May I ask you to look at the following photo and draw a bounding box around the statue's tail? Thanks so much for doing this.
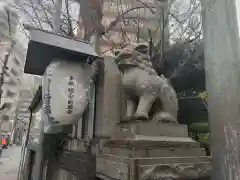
[152,76,178,123]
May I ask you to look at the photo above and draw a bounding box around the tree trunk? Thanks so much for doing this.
[204,0,240,179]
[155,0,169,50]
[79,0,104,41]
[53,0,62,33]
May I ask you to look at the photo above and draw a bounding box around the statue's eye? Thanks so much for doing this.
[120,53,132,59]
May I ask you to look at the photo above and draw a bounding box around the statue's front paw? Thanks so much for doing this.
[133,112,149,121]
[152,112,178,124]
[120,116,134,122]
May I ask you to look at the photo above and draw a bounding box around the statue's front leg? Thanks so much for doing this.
[121,96,136,122]
[152,111,178,124]
[134,93,156,120]
[126,99,136,117]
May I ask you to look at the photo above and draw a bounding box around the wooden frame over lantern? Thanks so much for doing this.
[24,27,101,76]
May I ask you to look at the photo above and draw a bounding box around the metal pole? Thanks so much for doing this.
[17,111,33,180]
[34,116,45,180]
[204,0,240,179]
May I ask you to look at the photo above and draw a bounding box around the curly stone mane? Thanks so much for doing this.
[114,43,157,75]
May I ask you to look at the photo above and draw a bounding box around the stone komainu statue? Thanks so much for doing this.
[115,43,178,124]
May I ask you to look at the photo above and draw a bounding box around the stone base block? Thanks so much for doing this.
[112,121,189,140]
[97,121,212,179]
[96,155,212,180]
[104,137,206,158]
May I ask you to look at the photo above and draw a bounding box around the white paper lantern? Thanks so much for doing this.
[42,60,93,126]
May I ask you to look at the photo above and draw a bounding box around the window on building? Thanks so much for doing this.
[4,66,10,77]
[6,80,17,86]
[123,19,131,25]
[6,90,15,97]
[109,0,116,6]
[2,115,9,121]
[4,103,12,109]
[13,57,21,66]
[10,68,18,76]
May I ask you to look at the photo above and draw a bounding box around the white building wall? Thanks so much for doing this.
[0,4,38,133]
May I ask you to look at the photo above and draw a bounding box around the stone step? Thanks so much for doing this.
[98,154,211,165]
[103,146,206,157]
[135,156,212,165]
[97,156,212,180]
[112,121,189,140]
[105,136,199,148]
[103,137,206,157]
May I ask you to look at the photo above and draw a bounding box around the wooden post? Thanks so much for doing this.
[204,0,240,179]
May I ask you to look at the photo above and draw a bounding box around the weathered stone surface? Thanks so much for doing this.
[103,135,206,158]
[96,155,211,180]
[98,119,211,179]
[115,43,178,123]
[139,162,212,180]
[135,156,211,165]
[102,146,205,158]
[106,137,198,147]
[95,57,123,137]
[96,158,128,180]
[204,0,240,179]
[57,151,96,179]
[112,121,189,140]
[94,44,212,180]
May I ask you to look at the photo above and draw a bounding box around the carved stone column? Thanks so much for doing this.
[204,0,240,179]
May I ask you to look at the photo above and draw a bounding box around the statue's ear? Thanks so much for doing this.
[114,50,121,56]
[135,44,148,54]
[115,53,133,65]
[113,50,121,64]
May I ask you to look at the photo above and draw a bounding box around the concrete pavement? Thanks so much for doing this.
[0,145,22,180]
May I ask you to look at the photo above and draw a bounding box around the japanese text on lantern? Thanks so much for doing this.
[67,76,75,114]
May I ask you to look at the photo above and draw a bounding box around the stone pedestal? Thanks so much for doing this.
[96,121,212,180]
